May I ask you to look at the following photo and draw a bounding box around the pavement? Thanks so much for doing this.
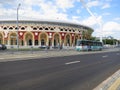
[0,48,119,62]
[0,48,120,90]
[94,69,120,90]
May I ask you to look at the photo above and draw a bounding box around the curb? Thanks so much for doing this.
[0,49,119,62]
[93,69,120,90]
[108,77,120,90]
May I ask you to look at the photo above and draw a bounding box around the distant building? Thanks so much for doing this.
[0,20,93,47]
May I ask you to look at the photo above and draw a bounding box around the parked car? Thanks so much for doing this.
[0,44,7,50]
[38,45,49,49]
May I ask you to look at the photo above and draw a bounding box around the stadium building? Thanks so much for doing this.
[0,20,93,48]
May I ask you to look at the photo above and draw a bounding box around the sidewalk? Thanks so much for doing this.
[0,48,119,62]
[0,50,92,62]
[94,69,120,90]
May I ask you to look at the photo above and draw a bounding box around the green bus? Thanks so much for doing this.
[76,40,103,51]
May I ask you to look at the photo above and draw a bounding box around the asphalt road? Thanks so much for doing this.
[0,51,120,90]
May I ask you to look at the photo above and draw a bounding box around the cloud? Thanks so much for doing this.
[114,18,120,21]
[93,21,120,38]
[0,0,16,4]
[102,12,111,16]
[76,9,81,14]
[0,0,69,21]
[87,1,100,8]
[82,16,97,26]
[101,3,110,9]
[105,0,112,2]
[81,15,102,27]
[103,21,120,32]
[0,0,119,39]
[56,0,75,11]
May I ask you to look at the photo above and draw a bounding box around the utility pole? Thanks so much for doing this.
[17,3,21,50]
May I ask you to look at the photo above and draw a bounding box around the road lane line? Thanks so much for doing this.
[102,55,108,58]
[65,61,80,65]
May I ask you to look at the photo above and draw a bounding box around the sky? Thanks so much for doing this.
[0,0,120,39]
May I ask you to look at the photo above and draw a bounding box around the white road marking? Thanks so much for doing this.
[102,55,108,58]
[65,61,80,65]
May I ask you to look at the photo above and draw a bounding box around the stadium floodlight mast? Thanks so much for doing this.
[16,3,21,50]
[80,0,103,43]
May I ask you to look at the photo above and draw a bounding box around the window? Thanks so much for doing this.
[51,28,54,30]
[41,39,45,46]
[0,40,2,44]
[65,29,67,31]
[21,40,24,46]
[60,29,63,31]
[15,27,18,30]
[28,39,32,45]
[21,27,25,30]
[39,28,43,30]
[3,27,7,30]
[33,27,37,30]
[9,27,13,30]
[35,40,38,45]
[45,28,48,30]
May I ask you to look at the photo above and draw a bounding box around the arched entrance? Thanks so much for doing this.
[25,32,33,46]
[75,35,78,46]
[10,33,17,45]
[53,33,60,47]
[40,33,47,46]
[65,34,71,46]
[0,33,3,44]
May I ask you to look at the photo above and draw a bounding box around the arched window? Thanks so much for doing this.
[35,40,38,45]
[51,28,54,30]
[60,29,63,31]
[15,27,18,30]
[0,34,3,44]
[21,27,25,30]
[0,40,2,44]
[33,27,37,30]
[25,33,33,46]
[67,39,70,46]
[9,27,13,30]
[39,28,43,30]
[45,28,48,30]
[29,39,32,45]
[3,27,7,30]
[54,39,57,46]
[66,35,70,46]
[75,36,78,45]
[21,40,24,46]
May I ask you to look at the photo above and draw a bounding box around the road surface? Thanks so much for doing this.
[0,51,120,90]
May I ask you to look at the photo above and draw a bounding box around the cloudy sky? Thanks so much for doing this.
[0,0,120,39]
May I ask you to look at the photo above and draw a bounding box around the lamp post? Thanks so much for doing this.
[17,3,21,50]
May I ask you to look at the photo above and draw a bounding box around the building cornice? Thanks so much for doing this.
[0,20,94,31]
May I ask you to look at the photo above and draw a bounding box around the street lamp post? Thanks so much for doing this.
[17,3,21,50]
